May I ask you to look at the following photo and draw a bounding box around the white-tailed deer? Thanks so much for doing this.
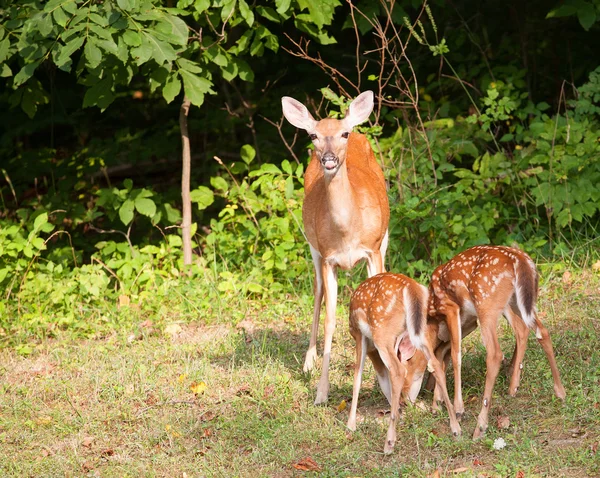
[281,91,390,404]
[347,273,461,454]
[405,245,566,439]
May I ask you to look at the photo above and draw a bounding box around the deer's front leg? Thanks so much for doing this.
[314,262,337,405]
[304,245,324,372]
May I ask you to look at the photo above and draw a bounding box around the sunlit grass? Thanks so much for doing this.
[0,268,598,477]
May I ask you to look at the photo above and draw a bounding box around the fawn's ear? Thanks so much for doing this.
[343,91,374,129]
[397,333,416,363]
[281,96,318,132]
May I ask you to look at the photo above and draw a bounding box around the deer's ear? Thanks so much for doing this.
[281,96,317,131]
[397,333,416,363]
[343,91,374,129]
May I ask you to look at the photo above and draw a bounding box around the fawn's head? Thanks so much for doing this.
[281,91,374,175]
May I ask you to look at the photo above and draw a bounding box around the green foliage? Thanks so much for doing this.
[382,67,600,277]
[0,0,342,115]
[1,1,600,347]
[204,154,308,295]
[547,0,600,31]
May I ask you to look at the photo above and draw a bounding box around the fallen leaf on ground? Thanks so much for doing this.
[236,384,251,396]
[82,437,95,448]
[590,441,598,454]
[82,460,95,471]
[40,447,54,457]
[202,428,213,438]
[428,470,441,478]
[118,294,130,308]
[473,458,484,466]
[292,457,321,472]
[337,400,347,412]
[497,415,510,429]
[515,471,525,478]
[100,448,114,457]
[592,260,600,271]
[190,381,207,395]
[177,374,187,384]
[562,270,572,284]
[451,467,469,474]
[140,319,153,328]
[164,323,183,336]
[35,416,53,425]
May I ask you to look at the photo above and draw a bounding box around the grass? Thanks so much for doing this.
[0,268,599,477]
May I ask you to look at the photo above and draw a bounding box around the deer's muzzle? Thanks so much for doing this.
[321,152,339,171]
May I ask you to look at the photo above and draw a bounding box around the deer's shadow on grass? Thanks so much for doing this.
[207,325,398,405]
[209,326,310,377]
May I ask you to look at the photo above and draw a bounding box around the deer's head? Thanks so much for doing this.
[281,91,374,175]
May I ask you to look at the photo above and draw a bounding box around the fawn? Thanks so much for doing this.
[347,272,461,454]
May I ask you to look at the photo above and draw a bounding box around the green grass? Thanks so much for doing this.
[0,269,599,477]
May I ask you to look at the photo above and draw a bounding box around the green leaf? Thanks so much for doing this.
[221,60,238,81]
[123,179,133,191]
[117,0,135,11]
[96,38,119,57]
[32,237,46,250]
[119,199,135,225]
[53,7,69,27]
[240,144,256,164]
[237,59,254,81]
[238,0,255,26]
[144,32,177,65]
[123,30,142,47]
[44,0,70,12]
[190,186,214,210]
[56,37,85,68]
[179,70,213,106]
[250,36,264,56]
[0,38,11,63]
[33,212,49,231]
[276,0,292,15]
[177,57,203,74]
[0,64,11,77]
[281,159,292,174]
[159,12,189,45]
[83,77,115,110]
[256,6,280,23]
[84,39,103,68]
[285,176,294,198]
[194,0,211,14]
[38,13,54,37]
[210,176,228,191]
[14,61,42,87]
[577,2,596,30]
[131,35,153,65]
[163,203,182,223]
[205,45,229,67]
[135,197,157,217]
[546,4,578,18]
[221,0,237,22]
[163,73,182,103]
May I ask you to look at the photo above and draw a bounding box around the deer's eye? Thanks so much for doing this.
[309,134,318,141]
[341,132,350,139]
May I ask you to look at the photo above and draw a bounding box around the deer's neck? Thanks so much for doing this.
[323,162,355,233]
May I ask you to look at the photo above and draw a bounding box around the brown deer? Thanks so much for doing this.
[347,273,461,454]
[405,245,566,439]
[281,92,390,404]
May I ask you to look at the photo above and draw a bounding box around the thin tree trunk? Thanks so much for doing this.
[180,95,193,266]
